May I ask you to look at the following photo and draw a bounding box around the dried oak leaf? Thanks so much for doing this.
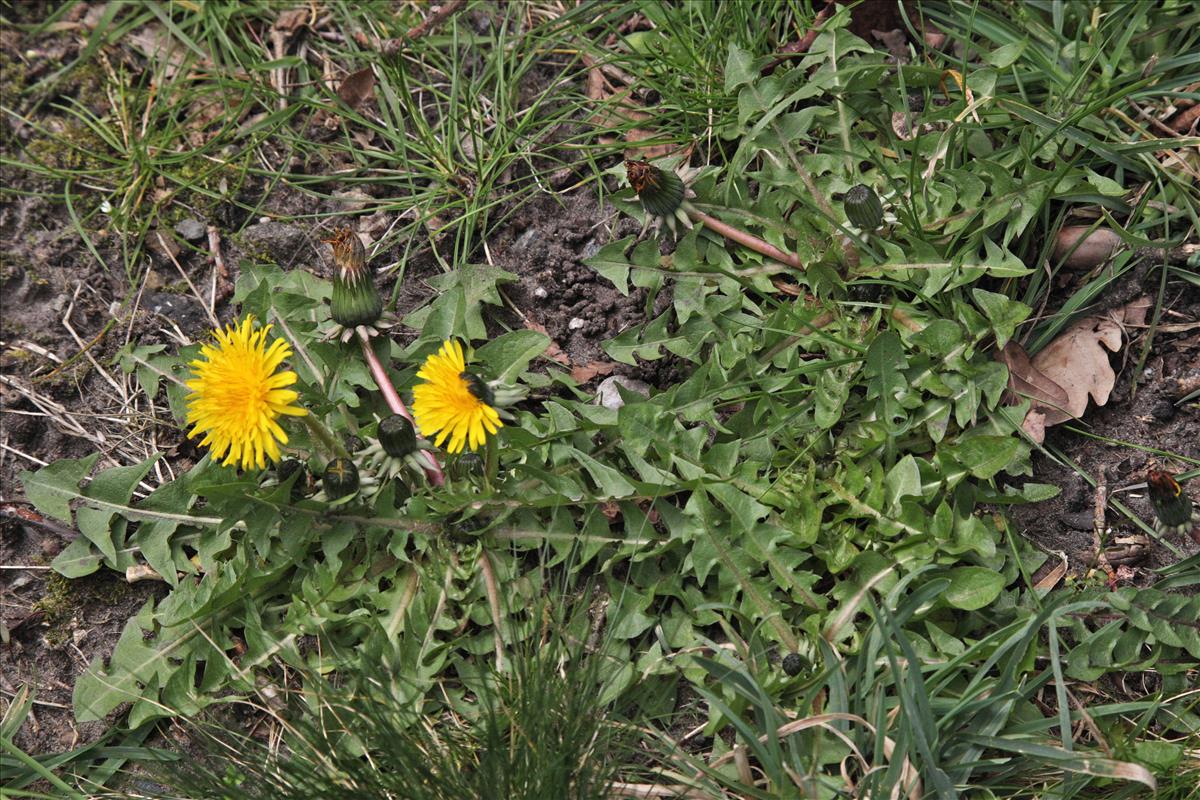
[1026,296,1150,429]
[996,340,1069,412]
[571,361,618,384]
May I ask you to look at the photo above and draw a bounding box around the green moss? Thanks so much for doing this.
[35,569,137,648]
[70,60,109,111]
[24,119,114,175]
[35,571,75,646]
[0,52,26,147]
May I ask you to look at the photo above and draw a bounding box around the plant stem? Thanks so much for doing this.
[301,414,350,460]
[485,435,499,488]
[357,330,445,486]
[688,208,804,270]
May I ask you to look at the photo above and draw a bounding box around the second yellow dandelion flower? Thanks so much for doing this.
[411,340,502,454]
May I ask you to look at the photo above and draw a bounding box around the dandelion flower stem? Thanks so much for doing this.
[687,209,804,270]
[484,435,499,488]
[356,329,445,486]
[302,414,350,460]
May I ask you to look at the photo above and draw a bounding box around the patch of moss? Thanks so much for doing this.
[35,569,137,648]
[70,59,109,111]
[24,118,115,175]
[0,51,27,147]
[164,155,249,223]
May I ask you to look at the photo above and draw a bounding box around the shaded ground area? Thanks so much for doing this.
[1008,273,1200,580]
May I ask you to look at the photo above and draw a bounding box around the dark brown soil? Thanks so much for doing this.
[1007,278,1200,579]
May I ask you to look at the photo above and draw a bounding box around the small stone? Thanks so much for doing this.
[241,221,306,265]
[174,218,207,241]
[533,286,549,300]
[145,228,180,262]
[1059,511,1094,532]
[332,189,373,212]
[595,375,651,410]
[568,317,586,331]
[1151,399,1176,422]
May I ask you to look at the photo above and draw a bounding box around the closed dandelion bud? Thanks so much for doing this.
[323,457,359,499]
[277,458,309,500]
[844,184,884,230]
[626,159,684,217]
[1148,469,1197,535]
[325,228,382,328]
[379,414,417,458]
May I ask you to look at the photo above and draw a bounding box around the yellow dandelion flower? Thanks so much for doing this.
[411,340,502,454]
[185,316,307,471]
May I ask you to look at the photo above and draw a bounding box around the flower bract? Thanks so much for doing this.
[185,317,307,470]
[625,158,699,237]
[411,340,502,454]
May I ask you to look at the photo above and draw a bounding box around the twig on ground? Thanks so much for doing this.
[1,503,77,540]
[1092,466,1115,586]
[761,4,832,75]
[208,225,234,309]
[158,232,220,328]
[380,0,467,55]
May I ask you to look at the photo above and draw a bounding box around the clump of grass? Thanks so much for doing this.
[143,608,636,800]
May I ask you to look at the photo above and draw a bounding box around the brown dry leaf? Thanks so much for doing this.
[583,54,676,160]
[523,320,570,365]
[771,278,804,296]
[1027,296,1151,428]
[1021,408,1048,443]
[996,341,1069,411]
[337,67,376,110]
[1032,550,1069,592]
[571,361,618,384]
[600,501,622,522]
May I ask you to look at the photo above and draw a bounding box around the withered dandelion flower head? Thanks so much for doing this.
[624,158,699,238]
[1147,469,1199,536]
[185,316,307,471]
[411,340,503,454]
[323,227,384,339]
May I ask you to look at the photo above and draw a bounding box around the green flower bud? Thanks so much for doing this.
[322,457,360,499]
[626,159,685,217]
[378,414,417,458]
[325,228,382,328]
[844,184,884,230]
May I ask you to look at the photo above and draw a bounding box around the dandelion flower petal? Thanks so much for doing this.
[184,316,306,471]
[411,339,503,454]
